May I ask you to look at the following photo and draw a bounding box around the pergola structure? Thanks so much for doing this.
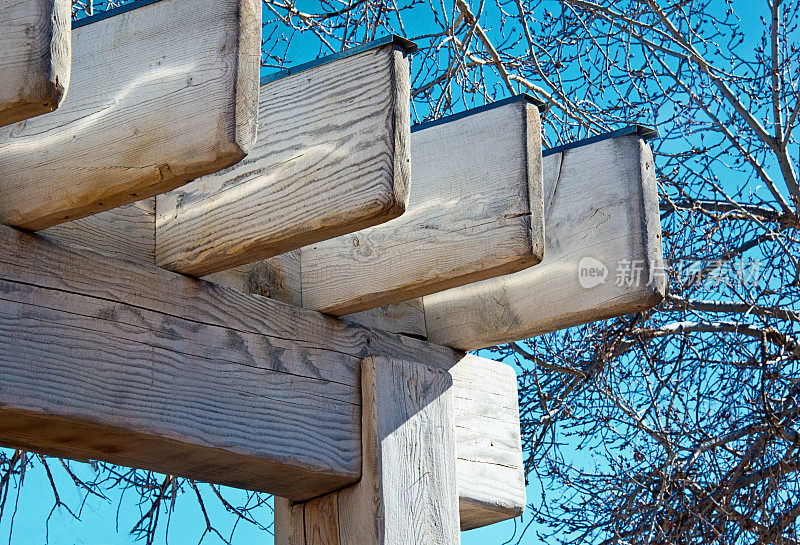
[0,0,665,542]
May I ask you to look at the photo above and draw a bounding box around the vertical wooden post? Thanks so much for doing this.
[275,355,461,545]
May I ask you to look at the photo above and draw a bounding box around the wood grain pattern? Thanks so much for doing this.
[300,97,544,316]
[203,250,302,305]
[450,355,525,530]
[276,356,461,545]
[424,135,665,351]
[0,224,523,524]
[0,0,70,127]
[304,494,341,545]
[275,498,306,545]
[40,199,156,263]
[342,298,427,338]
[155,44,412,277]
[0,0,260,230]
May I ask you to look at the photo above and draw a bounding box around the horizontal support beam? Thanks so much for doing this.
[451,352,525,530]
[0,224,524,528]
[0,0,260,230]
[43,210,431,339]
[155,40,414,277]
[423,133,665,351]
[299,95,545,316]
[0,0,70,127]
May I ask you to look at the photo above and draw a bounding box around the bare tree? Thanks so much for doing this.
[3,0,798,543]
[477,1,800,543]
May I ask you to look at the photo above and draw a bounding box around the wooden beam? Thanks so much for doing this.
[40,199,157,263]
[299,95,545,316]
[0,0,261,230]
[343,298,427,339]
[451,354,525,530]
[155,37,415,277]
[423,129,665,351]
[0,224,525,528]
[275,356,461,545]
[0,0,71,127]
[41,205,428,337]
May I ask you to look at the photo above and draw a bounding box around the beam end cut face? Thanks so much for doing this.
[424,132,666,351]
[154,38,413,277]
[0,0,261,231]
[0,0,71,127]
[300,95,545,316]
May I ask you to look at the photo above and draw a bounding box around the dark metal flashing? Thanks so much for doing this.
[72,0,164,28]
[410,94,546,133]
[260,35,418,86]
[542,124,659,157]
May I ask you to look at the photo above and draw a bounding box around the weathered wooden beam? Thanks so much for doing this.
[43,204,431,337]
[155,37,415,277]
[451,354,525,530]
[0,0,71,127]
[423,127,665,351]
[299,95,545,316]
[0,223,525,528]
[0,0,261,230]
[275,356,461,545]
[40,198,157,263]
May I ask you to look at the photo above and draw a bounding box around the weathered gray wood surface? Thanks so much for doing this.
[0,223,525,527]
[343,298,427,338]
[451,355,525,530]
[203,250,303,306]
[0,0,260,230]
[39,202,428,336]
[424,134,665,351]
[40,199,156,263]
[300,96,545,316]
[0,0,70,127]
[155,41,413,277]
[275,356,460,545]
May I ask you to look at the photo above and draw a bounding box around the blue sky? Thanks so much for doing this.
[2,1,782,544]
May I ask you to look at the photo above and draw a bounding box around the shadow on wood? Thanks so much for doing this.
[0,0,71,127]
[0,0,260,230]
[155,37,415,277]
[423,128,665,351]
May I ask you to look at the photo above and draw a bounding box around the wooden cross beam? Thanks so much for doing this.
[0,0,71,127]
[0,0,261,230]
[177,127,664,349]
[155,37,415,277]
[299,95,546,315]
[0,223,525,530]
[423,126,665,350]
